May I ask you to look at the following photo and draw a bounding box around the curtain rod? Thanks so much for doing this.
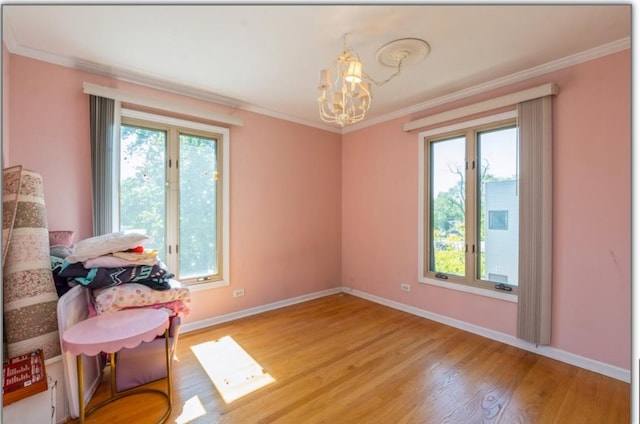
[403,82,558,132]
[83,82,244,127]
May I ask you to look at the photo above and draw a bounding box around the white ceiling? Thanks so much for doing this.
[2,4,631,132]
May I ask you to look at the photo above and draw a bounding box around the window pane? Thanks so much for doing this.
[429,136,466,276]
[179,133,218,279]
[119,125,167,261]
[488,210,508,230]
[478,126,519,285]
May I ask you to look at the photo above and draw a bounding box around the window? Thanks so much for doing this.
[119,109,229,288]
[419,112,519,294]
[488,210,508,230]
[415,94,554,343]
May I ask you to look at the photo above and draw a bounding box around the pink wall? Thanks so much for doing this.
[4,48,630,371]
[342,50,631,369]
[4,54,342,322]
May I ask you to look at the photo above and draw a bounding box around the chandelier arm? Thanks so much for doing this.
[342,33,361,61]
[363,56,406,87]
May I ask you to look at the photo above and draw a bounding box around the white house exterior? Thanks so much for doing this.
[484,179,519,285]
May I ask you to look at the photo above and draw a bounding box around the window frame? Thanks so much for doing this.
[120,109,230,291]
[418,110,518,302]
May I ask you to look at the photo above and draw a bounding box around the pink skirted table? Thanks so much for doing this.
[62,308,171,424]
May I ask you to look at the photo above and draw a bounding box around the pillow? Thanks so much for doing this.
[65,231,152,263]
[49,230,75,248]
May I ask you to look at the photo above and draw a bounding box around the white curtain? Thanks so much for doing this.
[517,96,553,345]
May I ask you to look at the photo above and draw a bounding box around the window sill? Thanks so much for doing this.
[183,278,229,292]
[418,276,517,303]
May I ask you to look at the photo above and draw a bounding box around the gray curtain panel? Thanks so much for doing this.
[89,95,116,236]
[517,96,553,346]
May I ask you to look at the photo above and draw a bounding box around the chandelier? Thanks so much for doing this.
[317,35,430,127]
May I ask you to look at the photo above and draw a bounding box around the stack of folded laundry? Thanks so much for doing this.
[51,231,190,317]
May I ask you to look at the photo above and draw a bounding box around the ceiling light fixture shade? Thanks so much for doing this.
[317,35,429,127]
[345,60,363,83]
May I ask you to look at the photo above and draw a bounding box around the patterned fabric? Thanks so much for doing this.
[3,169,60,359]
[2,165,22,267]
[92,280,191,316]
[58,261,174,290]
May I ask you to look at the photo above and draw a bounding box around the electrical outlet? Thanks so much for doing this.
[401,283,411,292]
[233,289,245,298]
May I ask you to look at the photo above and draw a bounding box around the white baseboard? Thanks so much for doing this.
[180,287,343,334]
[342,286,630,383]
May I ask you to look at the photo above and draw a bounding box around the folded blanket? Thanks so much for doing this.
[83,251,159,268]
[112,249,159,262]
[92,280,191,316]
[58,260,174,290]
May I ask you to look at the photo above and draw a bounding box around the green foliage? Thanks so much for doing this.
[434,248,465,275]
[431,163,508,277]
[431,225,465,275]
[178,134,218,277]
[120,125,167,260]
[433,187,464,234]
[119,125,219,278]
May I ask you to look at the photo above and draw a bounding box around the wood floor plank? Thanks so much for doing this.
[65,293,629,423]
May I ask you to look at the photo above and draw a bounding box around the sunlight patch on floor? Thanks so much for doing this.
[191,335,275,403]
[175,395,207,424]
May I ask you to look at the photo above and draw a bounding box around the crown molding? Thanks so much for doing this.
[4,39,341,133]
[240,104,343,134]
[4,34,629,135]
[2,13,19,52]
[72,58,247,110]
[344,37,630,133]
[3,38,248,105]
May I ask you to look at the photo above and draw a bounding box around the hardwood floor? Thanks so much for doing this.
[66,293,629,423]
